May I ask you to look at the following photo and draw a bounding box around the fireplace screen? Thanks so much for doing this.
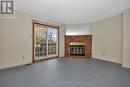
[70,42,85,56]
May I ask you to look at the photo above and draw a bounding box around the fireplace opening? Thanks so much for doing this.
[70,42,85,56]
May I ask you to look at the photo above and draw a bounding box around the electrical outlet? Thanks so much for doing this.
[30,35,32,38]
[22,56,25,59]
[102,53,105,56]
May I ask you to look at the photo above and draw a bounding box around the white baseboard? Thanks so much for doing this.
[0,62,32,70]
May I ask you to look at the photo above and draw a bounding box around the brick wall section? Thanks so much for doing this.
[65,35,92,58]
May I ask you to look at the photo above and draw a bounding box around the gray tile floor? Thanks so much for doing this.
[0,58,130,87]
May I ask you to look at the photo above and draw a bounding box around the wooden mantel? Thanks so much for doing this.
[65,35,92,58]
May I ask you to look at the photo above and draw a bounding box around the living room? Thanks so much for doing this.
[0,0,130,87]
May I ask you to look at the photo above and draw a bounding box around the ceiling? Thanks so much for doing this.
[16,0,130,24]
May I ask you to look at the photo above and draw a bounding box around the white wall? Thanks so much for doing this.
[0,11,65,69]
[59,26,65,57]
[123,8,130,68]
[0,11,32,69]
[66,24,90,35]
[90,14,123,64]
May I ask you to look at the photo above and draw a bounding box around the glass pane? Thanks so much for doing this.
[47,27,57,55]
[34,24,47,59]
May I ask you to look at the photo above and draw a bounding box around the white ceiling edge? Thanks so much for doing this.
[16,8,124,25]
[16,10,65,27]
[65,8,126,24]
[86,9,123,24]
[16,0,130,24]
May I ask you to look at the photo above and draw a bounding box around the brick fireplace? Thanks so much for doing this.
[65,35,92,58]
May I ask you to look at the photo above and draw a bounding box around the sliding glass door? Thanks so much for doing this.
[47,27,58,57]
[34,23,58,60]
